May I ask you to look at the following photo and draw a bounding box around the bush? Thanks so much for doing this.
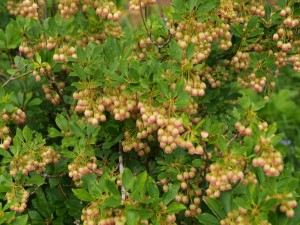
[0,0,300,224]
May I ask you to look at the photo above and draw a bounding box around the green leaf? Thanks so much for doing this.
[146,179,159,200]
[71,65,86,80]
[76,47,85,62]
[132,171,147,199]
[72,189,93,202]
[55,114,68,132]
[126,209,139,225]
[166,202,186,213]
[122,168,134,191]
[220,191,233,214]
[169,40,182,61]
[3,201,15,211]
[69,122,83,137]
[27,98,43,107]
[203,197,226,219]
[105,179,120,196]
[192,159,204,167]
[234,197,251,210]
[181,113,190,128]
[217,135,227,152]
[162,183,180,205]
[88,180,102,199]
[252,99,265,111]
[188,0,199,11]
[102,196,122,207]
[138,209,153,219]
[157,81,171,98]
[196,213,219,225]
[27,210,43,224]
[239,95,251,109]
[10,215,28,225]
[102,133,124,149]
[231,23,243,37]
[48,127,62,138]
[0,148,12,158]
[197,0,218,16]
[278,177,299,193]
[249,28,263,38]
[0,175,12,192]
[27,175,46,186]
[0,211,15,223]
[261,198,280,211]
[246,16,259,32]
[35,53,42,64]
[186,43,195,59]
[175,92,191,110]
[277,0,285,8]
[22,126,32,142]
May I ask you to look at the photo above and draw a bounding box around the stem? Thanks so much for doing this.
[2,69,32,87]
[119,141,126,204]
[38,0,47,21]
[29,185,41,196]
[58,183,68,200]
[43,172,67,178]
[200,144,210,182]
[74,219,80,225]
[138,0,172,49]
[139,1,151,38]
[227,133,239,147]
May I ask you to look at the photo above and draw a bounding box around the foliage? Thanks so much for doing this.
[0,0,300,224]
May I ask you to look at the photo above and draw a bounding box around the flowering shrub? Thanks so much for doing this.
[0,0,299,224]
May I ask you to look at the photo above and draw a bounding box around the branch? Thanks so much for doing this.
[74,219,80,225]
[38,0,47,21]
[119,141,126,204]
[42,172,67,178]
[139,1,151,37]
[58,183,68,200]
[138,0,172,49]
[200,144,210,182]
[29,185,41,196]
[227,133,239,147]
[2,64,31,87]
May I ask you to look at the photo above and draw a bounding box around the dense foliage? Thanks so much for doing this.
[0,0,300,224]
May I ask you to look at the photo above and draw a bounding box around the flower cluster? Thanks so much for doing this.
[10,146,60,176]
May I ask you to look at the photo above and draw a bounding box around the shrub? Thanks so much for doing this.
[0,0,299,224]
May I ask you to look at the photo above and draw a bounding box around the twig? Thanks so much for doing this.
[74,219,80,225]
[29,185,41,196]
[42,172,67,178]
[2,71,32,87]
[227,133,239,147]
[58,183,68,200]
[38,0,47,21]
[139,0,151,37]
[231,161,248,189]
[2,63,31,87]
[138,0,172,49]
[119,141,126,204]
[200,144,210,181]
[42,0,47,20]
